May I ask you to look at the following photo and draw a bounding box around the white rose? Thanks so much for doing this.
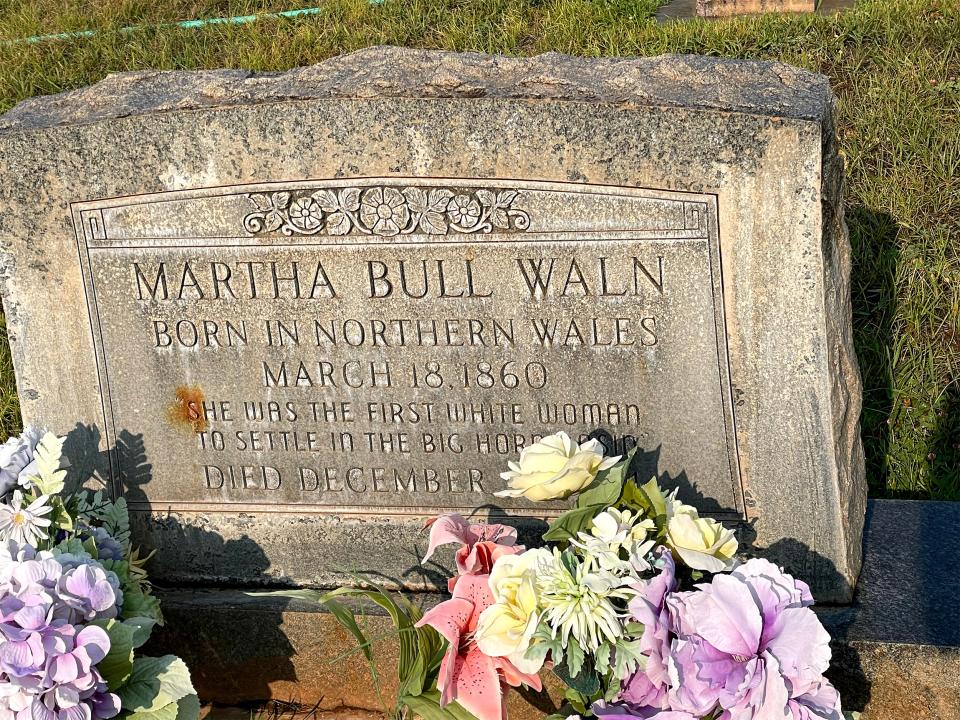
[475,548,551,673]
[494,432,620,501]
[665,501,738,573]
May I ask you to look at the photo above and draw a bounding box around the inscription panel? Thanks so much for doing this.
[73,179,743,517]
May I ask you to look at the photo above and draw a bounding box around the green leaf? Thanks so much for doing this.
[116,656,195,713]
[619,480,652,517]
[323,597,373,663]
[593,641,612,676]
[525,624,563,669]
[543,505,606,543]
[416,621,445,680]
[123,702,179,720]
[263,583,436,713]
[155,657,196,704]
[30,432,67,496]
[122,586,164,624]
[553,655,600,696]
[576,448,636,509]
[611,638,644,681]
[90,619,136,691]
[640,477,668,517]
[124,693,199,720]
[564,638,585,677]
[620,477,669,522]
[49,496,73,532]
[402,690,476,720]
[331,582,422,698]
[175,694,201,720]
[102,497,132,554]
[403,640,428,697]
[564,689,588,715]
[124,617,158,649]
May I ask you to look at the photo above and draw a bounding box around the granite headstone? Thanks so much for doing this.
[0,48,866,602]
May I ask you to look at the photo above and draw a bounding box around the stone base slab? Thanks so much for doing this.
[146,500,959,719]
[147,588,566,717]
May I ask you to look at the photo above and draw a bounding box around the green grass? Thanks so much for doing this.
[0,0,957,498]
[0,314,20,436]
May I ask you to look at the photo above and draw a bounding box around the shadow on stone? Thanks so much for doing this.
[822,610,871,713]
[61,423,298,704]
[516,684,561,716]
[591,429,734,515]
[62,423,111,491]
[758,537,848,605]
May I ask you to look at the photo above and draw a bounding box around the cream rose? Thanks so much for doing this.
[475,549,551,673]
[494,432,620,501]
[665,501,738,573]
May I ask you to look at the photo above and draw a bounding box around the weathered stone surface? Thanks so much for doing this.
[0,47,865,601]
[146,500,959,718]
[697,0,816,17]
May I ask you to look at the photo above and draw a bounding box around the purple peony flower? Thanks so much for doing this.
[593,700,698,720]
[620,546,677,711]
[0,428,42,500]
[0,541,121,720]
[664,558,841,720]
[789,679,843,720]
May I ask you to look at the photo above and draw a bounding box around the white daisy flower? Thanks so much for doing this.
[571,508,658,575]
[0,490,53,545]
[537,549,636,653]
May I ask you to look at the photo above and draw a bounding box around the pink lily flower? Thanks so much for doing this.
[416,573,542,720]
[422,514,523,588]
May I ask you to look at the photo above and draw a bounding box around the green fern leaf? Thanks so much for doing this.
[30,432,67,496]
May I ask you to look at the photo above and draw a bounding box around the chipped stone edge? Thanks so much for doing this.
[0,46,834,134]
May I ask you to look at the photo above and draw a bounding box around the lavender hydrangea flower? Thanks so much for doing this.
[665,558,841,720]
[0,428,42,499]
[56,565,118,623]
[53,550,123,617]
[78,528,123,563]
[0,541,121,720]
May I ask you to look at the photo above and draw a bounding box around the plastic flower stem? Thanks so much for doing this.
[2,6,383,47]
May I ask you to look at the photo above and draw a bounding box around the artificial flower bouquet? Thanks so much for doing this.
[323,432,845,720]
[0,429,199,720]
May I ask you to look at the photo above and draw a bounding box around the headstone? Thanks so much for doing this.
[0,48,865,602]
[697,0,817,16]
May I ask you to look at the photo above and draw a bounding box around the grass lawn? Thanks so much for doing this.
[0,0,957,498]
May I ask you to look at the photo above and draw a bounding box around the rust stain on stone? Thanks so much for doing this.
[168,385,207,433]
